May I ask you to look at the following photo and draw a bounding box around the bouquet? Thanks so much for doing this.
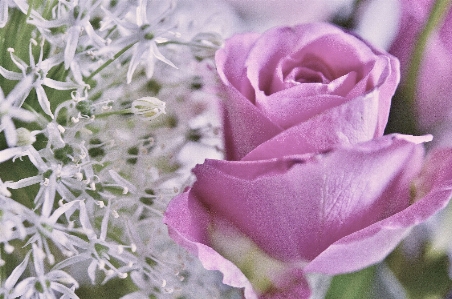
[1,0,452,298]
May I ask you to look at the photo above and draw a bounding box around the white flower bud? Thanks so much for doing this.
[190,32,223,59]
[131,97,166,121]
[16,128,36,146]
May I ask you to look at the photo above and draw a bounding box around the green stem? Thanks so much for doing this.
[404,0,452,132]
[94,108,133,119]
[26,0,35,19]
[85,43,136,83]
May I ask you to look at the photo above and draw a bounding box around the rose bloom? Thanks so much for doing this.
[217,23,400,161]
[389,0,452,132]
[164,23,452,298]
[165,134,452,298]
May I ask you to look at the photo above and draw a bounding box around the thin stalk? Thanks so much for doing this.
[85,43,135,82]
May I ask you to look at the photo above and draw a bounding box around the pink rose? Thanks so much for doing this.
[164,134,452,298]
[389,1,452,131]
[216,22,400,161]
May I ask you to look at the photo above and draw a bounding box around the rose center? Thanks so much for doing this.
[282,54,335,88]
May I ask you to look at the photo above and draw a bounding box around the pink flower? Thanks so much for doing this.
[389,1,452,131]
[164,134,452,298]
[216,22,400,161]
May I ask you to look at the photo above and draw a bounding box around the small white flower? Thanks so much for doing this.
[0,87,36,147]
[0,40,79,119]
[101,2,178,83]
[131,97,166,121]
[28,0,105,69]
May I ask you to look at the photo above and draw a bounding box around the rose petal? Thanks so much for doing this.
[215,32,260,102]
[164,191,259,299]
[221,86,282,160]
[243,90,381,160]
[165,191,313,298]
[191,134,428,262]
[305,168,452,274]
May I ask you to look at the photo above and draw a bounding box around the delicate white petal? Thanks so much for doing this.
[41,175,57,218]
[79,200,95,235]
[9,277,35,297]
[7,175,42,189]
[48,201,80,225]
[4,251,31,289]
[0,0,8,28]
[150,42,177,69]
[127,43,148,84]
[7,75,33,106]
[136,0,148,26]
[36,84,54,118]
[0,66,22,80]
[87,259,98,284]
[46,122,65,148]
[52,254,90,271]
[50,282,80,299]
[0,147,23,163]
[108,169,137,194]
[84,22,105,48]
[26,147,47,170]
[144,57,155,79]
[100,200,111,241]
[56,183,78,201]
[47,270,79,287]
[3,116,17,146]
[9,52,28,72]
[64,26,81,69]
[28,15,67,29]
[32,243,45,276]
[9,107,36,122]
[43,78,80,90]
[10,0,29,14]
[40,52,64,71]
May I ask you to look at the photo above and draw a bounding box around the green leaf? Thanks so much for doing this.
[325,266,376,299]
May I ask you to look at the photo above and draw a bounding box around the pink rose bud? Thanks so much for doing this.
[216,22,400,161]
[390,0,452,131]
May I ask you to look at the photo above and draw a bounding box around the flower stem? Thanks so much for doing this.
[85,43,136,83]
[404,0,452,132]
[94,108,133,119]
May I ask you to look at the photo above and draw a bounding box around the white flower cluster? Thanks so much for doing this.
[0,0,239,298]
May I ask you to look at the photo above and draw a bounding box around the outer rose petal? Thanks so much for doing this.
[164,191,259,299]
[165,191,312,298]
[305,184,452,274]
[215,32,260,101]
[165,135,452,297]
[306,146,452,274]
[191,134,429,262]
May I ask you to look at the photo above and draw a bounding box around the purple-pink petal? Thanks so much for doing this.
[242,90,381,161]
[215,32,260,102]
[165,191,259,299]
[191,134,427,262]
[221,85,282,161]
